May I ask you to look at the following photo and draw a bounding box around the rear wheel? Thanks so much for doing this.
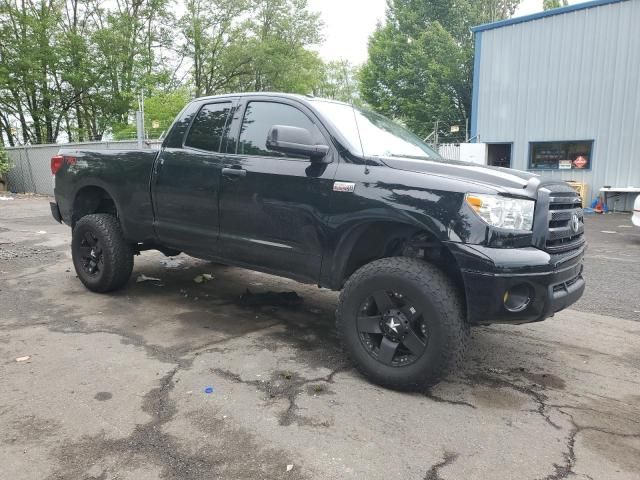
[72,214,134,293]
[336,257,469,391]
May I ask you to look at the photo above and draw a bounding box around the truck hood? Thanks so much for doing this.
[379,156,538,192]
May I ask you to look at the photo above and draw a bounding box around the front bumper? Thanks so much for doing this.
[447,243,585,325]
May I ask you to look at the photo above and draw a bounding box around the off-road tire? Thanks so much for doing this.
[72,214,134,293]
[336,257,469,391]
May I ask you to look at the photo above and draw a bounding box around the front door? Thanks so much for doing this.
[152,100,236,254]
[218,99,338,282]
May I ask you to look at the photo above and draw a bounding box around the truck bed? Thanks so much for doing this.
[54,148,159,243]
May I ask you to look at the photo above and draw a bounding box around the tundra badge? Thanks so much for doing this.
[333,181,356,193]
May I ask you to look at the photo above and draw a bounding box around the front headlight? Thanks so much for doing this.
[465,193,535,231]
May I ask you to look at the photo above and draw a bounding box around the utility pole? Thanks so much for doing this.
[136,91,145,149]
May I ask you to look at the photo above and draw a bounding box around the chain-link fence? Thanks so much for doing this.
[423,119,467,161]
[5,140,160,196]
[424,119,469,145]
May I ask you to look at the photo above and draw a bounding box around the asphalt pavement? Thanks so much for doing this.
[1,195,639,479]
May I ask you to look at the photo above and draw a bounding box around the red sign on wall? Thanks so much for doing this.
[573,156,588,169]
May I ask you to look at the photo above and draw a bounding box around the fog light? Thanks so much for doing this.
[503,284,532,313]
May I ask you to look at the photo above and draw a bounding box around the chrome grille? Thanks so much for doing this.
[545,186,585,253]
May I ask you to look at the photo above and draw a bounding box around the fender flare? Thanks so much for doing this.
[71,180,128,236]
[323,218,445,289]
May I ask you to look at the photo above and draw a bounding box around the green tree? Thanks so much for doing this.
[58,0,106,142]
[178,0,325,96]
[483,0,521,22]
[360,21,464,137]
[240,0,324,93]
[112,88,191,140]
[180,0,252,97]
[360,0,520,138]
[92,0,176,127]
[0,0,70,144]
[0,143,10,176]
[0,0,327,145]
[315,60,360,104]
[543,0,568,10]
[0,0,178,144]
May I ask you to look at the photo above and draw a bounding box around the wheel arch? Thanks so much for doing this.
[71,184,122,228]
[327,220,465,292]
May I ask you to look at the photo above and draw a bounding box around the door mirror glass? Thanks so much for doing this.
[266,125,330,162]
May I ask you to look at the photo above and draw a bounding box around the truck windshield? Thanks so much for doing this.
[311,100,440,160]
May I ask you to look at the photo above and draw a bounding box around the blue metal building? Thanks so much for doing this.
[471,0,640,207]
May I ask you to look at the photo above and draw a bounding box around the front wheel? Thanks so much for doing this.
[71,214,134,293]
[336,257,469,391]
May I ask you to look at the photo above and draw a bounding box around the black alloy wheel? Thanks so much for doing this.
[71,214,134,293]
[357,290,429,367]
[336,257,469,391]
[78,230,103,276]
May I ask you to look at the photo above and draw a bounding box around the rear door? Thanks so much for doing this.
[152,99,237,254]
[218,98,338,282]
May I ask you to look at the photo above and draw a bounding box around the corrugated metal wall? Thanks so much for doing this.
[4,141,160,196]
[475,0,640,207]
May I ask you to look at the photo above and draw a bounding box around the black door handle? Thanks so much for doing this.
[222,167,247,177]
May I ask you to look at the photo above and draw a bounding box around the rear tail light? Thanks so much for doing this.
[51,155,75,175]
[51,155,63,175]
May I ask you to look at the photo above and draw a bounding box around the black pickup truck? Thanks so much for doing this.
[50,93,585,390]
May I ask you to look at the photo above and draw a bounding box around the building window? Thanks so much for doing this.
[528,141,593,170]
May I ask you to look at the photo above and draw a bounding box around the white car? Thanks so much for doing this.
[633,194,640,226]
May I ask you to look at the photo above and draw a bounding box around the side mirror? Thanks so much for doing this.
[266,125,330,163]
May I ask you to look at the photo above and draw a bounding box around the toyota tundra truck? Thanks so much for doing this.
[50,93,586,390]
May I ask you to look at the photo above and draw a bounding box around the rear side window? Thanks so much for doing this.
[238,101,323,158]
[184,102,232,152]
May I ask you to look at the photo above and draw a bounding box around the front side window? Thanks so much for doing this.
[184,102,232,152]
[529,141,593,170]
[238,101,323,158]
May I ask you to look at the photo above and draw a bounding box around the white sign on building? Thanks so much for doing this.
[460,143,487,165]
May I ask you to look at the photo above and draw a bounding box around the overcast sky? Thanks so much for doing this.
[309,0,589,64]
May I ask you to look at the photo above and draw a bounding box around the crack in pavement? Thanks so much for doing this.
[537,404,639,480]
[465,372,562,429]
[1,265,331,476]
[424,389,477,409]
[424,451,459,480]
[211,365,351,427]
[540,412,577,480]
[547,402,640,428]
[1,292,291,370]
[452,371,640,480]
[47,365,309,479]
